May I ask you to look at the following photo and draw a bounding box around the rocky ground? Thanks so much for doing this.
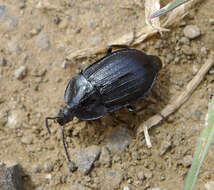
[0,0,214,190]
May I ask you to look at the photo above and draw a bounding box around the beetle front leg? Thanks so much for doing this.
[107,44,130,55]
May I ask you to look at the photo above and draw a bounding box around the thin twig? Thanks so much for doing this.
[138,53,214,147]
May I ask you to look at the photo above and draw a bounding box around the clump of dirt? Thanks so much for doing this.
[0,0,214,190]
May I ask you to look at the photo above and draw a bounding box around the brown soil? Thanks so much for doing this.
[0,0,214,190]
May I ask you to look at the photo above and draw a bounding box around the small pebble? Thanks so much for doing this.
[14,65,27,80]
[35,33,50,50]
[54,17,61,25]
[183,25,201,39]
[151,188,161,190]
[45,174,51,180]
[67,161,77,172]
[137,171,145,181]
[179,37,190,45]
[182,155,193,168]
[159,140,172,156]
[74,145,101,175]
[167,53,174,63]
[131,151,140,160]
[174,56,180,63]
[201,47,208,55]
[44,162,54,172]
[21,136,33,144]
[209,69,214,75]
[154,41,163,49]
[209,18,214,25]
[123,186,130,190]
[19,1,25,9]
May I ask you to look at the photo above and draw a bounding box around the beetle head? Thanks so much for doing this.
[45,107,74,134]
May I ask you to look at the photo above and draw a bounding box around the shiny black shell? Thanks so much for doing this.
[64,49,161,121]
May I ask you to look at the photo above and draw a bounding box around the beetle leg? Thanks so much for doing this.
[110,113,128,126]
[107,44,130,55]
[127,105,146,114]
[61,126,71,163]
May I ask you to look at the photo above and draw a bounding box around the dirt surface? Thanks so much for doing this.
[0,0,214,190]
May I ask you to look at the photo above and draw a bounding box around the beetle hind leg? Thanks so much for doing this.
[110,113,129,126]
[106,44,130,55]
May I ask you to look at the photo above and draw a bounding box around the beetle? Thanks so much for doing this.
[45,45,162,163]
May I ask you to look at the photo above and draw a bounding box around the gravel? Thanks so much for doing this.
[35,33,50,50]
[183,25,201,39]
[74,145,101,175]
[14,65,27,80]
[0,163,24,190]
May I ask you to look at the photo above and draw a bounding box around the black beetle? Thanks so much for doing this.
[46,45,162,162]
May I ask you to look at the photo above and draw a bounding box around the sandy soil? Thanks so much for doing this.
[0,0,214,190]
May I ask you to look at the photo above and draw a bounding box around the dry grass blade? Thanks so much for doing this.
[137,53,214,146]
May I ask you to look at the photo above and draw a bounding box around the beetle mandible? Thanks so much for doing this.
[46,45,162,162]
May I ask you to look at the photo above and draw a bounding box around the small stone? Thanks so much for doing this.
[209,69,214,75]
[29,28,40,37]
[183,25,201,39]
[21,136,33,145]
[174,56,180,63]
[106,126,131,154]
[67,161,77,172]
[14,65,27,80]
[54,17,61,25]
[179,37,190,45]
[35,33,50,50]
[151,188,161,190]
[209,18,214,25]
[159,140,171,156]
[45,174,51,180]
[182,155,193,168]
[205,181,214,190]
[160,173,165,181]
[19,1,25,9]
[167,53,174,62]
[123,186,130,190]
[74,145,101,175]
[0,163,24,190]
[137,171,145,181]
[7,111,22,129]
[201,47,208,55]
[44,162,54,172]
[131,151,140,160]
[154,41,163,49]
[182,45,193,55]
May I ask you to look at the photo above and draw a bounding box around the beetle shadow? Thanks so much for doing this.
[72,66,170,147]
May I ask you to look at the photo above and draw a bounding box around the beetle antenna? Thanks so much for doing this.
[45,116,59,134]
[61,125,71,162]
